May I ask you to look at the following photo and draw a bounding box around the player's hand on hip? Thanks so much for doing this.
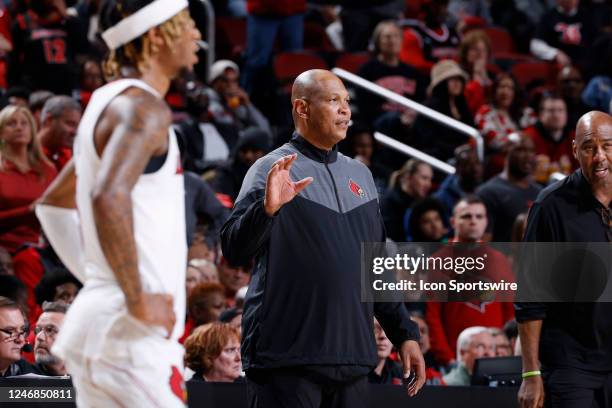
[264,153,313,216]
[518,376,545,408]
[128,293,176,338]
[399,339,426,397]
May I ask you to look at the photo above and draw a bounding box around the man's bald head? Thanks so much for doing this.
[573,111,612,201]
[290,69,351,150]
[291,69,340,103]
[575,111,612,145]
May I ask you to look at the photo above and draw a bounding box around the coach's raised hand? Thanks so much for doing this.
[264,154,313,216]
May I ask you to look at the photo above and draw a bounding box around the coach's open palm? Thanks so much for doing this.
[264,154,313,216]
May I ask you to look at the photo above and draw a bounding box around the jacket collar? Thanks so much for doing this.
[572,169,608,211]
[290,132,338,164]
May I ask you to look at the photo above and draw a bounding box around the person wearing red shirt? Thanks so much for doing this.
[523,93,577,183]
[37,95,81,172]
[426,195,515,366]
[0,105,57,253]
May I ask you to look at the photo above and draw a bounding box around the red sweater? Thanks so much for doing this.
[0,161,56,252]
[425,245,515,365]
[523,123,577,173]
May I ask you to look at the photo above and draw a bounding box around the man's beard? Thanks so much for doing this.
[35,350,61,366]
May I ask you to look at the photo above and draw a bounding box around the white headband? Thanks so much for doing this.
[102,0,188,51]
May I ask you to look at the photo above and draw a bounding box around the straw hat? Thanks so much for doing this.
[427,59,468,94]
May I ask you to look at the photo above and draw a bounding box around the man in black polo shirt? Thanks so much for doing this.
[516,111,612,408]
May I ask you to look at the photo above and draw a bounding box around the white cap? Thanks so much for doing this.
[209,60,240,83]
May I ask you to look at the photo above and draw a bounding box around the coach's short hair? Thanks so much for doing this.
[41,301,69,314]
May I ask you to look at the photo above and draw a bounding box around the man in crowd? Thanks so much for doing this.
[443,326,495,386]
[426,196,514,366]
[476,133,541,241]
[33,301,67,376]
[38,95,81,172]
[0,296,36,377]
[221,69,425,407]
[517,111,612,407]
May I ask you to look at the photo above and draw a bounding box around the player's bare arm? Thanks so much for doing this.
[91,87,175,335]
[38,159,77,209]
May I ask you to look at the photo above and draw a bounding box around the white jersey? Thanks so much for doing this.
[53,79,187,361]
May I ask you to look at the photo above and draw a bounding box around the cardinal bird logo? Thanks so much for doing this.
[169,365,186,402]
[349,179,366,198]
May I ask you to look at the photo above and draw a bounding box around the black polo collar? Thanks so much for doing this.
[290,132,338,164]
[572,169,610,211]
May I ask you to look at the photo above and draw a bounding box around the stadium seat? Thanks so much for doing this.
[334,52,370,74]
[482,26,516,55]
[274,52,329,86]
[510,61,558,89]
[215,17,247,60]
[304,21,334,52]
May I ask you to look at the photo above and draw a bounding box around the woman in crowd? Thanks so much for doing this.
[405,197,450,243]
[475,73,536,176]
[413,60,475,162]
[185,322,242,383]
[0,105,56,252]
[458,30,494,114]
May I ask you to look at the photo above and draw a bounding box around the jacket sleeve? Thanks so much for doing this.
[514,201,552,322]
[220,155,277,265]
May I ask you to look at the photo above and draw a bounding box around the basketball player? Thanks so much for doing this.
[35,1,200,406]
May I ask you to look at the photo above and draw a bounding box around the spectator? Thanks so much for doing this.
[530,0,600,69]
[405,197,449,242]
[33,300,67,376]
[356,20,425,133]
[189,258,220,283]
[28,91,54,129]
[342,124,391,197]
[188,226,218,262]
[0,105,57,253]
[425,196,514,366]
[433,144,483,221]
[523,93,576,182]
[184,171,229,247]
[5,87,30,107]
[0,276,29,316]
[410,312,446,385]
[186,265,204,296]
[413,60,475,162]
[476,134,541,242]
[475,73,537,177]
[7,0,88,95]
[207,60,271,135]
[400,0,460,73]
[581,34,612,112]
[443,326,495,386]
[556,65,589,133]
[175,78,240,174]
[78,58,104,107]
[340,0,404,52]
[446,0,492,29]
[217,257,250,306]
[241,0,306,96]
[369,318,404,385]
[0,247,14,275]
[188,282,226,328]
[184,322,242,382]
[489,327,513,357]
[459,30,492,114]
[380,159,432,242]
[0,296,37,377]
[38,95,81,172]
[34,267,82,306]
[211,127,271,204]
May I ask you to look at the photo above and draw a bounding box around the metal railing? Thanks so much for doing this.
[200,0,215,82]
[374,132,456,175]
[332,68,484,162]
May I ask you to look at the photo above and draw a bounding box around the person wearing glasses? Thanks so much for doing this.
[0,296,36,377]
[33,301,67,376]
[517,111,612,408]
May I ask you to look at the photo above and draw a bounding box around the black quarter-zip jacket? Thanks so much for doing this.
[221,133,419,371]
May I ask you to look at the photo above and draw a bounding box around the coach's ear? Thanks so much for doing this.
[293,98,309,120]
